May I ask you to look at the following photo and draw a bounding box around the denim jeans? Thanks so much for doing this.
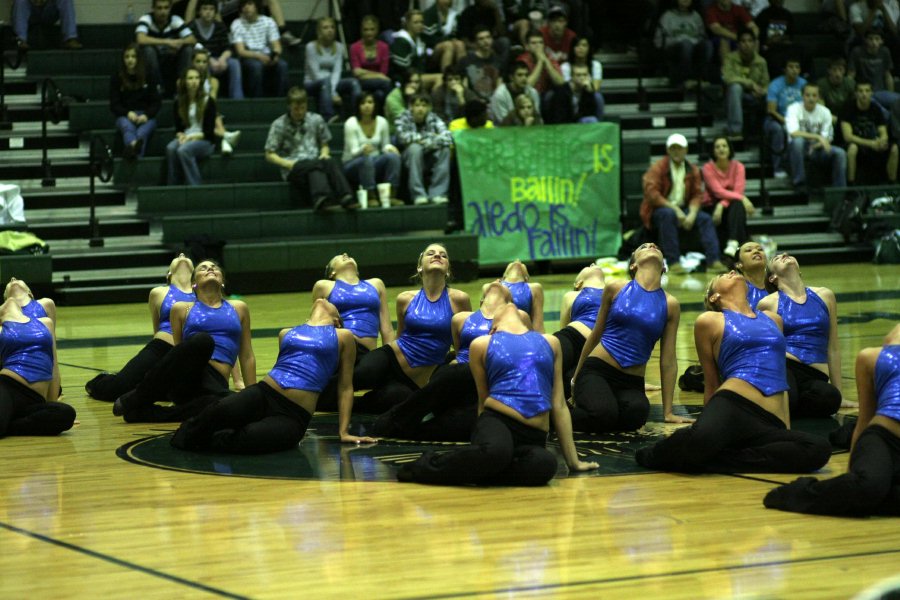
[403,143,450,199]
[144,45,193,97]
[211,56,244,99]
[788,137,847,187]
[667,39,713,85]
[166,138,215,185]
[343,152,401,190]
[241,57,288,98]
[304,77,361,120]
[12,0,78,42]
[116,114,157,157]
[764,116,787,172]
[726,84,763,135]
[651,207,721,265]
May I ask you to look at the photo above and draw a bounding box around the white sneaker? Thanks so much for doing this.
[223,130,241,149]
[414,196,429,205]
[773,169,788,179]
[281,31,302,47]
[431,195,448,204]
[221,139,233,155]
[725,239,739,258]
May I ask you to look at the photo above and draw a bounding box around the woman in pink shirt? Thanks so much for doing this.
[349,15,394,110]
[702,136,756,258]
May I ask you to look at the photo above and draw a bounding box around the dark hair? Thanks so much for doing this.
[239,0,260,11]
[400,68,421,87]
[197,0,217,11]
[355,92,377,118]
[783,55,802,69]
[828,56,847,69]
[567,36,592,67]
[191,259,226,286]
[464,99,488,127]
[361,14,379,30]
[409,92,431,106]
[176,68,208,127]
[801,82,819,95]
[855,78,873,90]
[442,63,465,83]
[508,60,530,81]
[118,42,147,91]
[413,243,451,283]
[472,24,492,39]
[711,136,735,160]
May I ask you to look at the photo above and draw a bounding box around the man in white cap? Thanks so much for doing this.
[639,133,728,274]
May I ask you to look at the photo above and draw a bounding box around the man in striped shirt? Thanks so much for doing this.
[231,0,287,97]
[136,0,196,96]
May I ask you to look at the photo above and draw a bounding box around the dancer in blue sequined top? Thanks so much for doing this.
[553,264,605,397]
[3,278,61,397]
[484,260,545,333]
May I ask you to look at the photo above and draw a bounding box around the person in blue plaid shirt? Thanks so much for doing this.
[395,93,452,206]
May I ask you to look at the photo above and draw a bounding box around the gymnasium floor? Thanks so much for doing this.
[1,261,899,599]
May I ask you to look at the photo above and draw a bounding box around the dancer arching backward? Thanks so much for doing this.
[0,295,75,438]
[554,264,605,398]
[171,299,376,453]
[570,243,687,431]
[396,303,599,486]
[369,282,523,440]
[756,253,843,418]
[86,254,195,401]
[764,323,900,516]
[113,260,256,423]
[352,243,471,410]
[635,271,832,474]
[4,278,61,395]
[484,260,545,333]
[733,241,770,309]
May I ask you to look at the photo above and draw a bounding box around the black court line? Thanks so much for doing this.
[0,520,252,599]
[727,473,788,486]
[398,546,900,600]
[58,361,106,372]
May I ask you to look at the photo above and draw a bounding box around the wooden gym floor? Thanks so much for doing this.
[1,261,899,599]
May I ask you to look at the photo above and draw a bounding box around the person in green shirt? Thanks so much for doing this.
[722,29,769,139]
[817,56,856,126]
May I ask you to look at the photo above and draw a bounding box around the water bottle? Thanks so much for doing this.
[125,4,136,24]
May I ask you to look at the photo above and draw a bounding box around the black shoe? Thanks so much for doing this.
[443,220,461,234]
[634,447,654,468]
[113,389,135,417]
[122,142,135,160]
[133,137,144,158]
[339,194,359,210]
[369,414,400,438]
[312,195,330,212]
[396,463,416,482]
[171,416,207,451]
[85,372,112,399]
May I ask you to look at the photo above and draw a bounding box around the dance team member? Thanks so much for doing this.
[554,264,605,397]
[4,278,61,395]
[570,243,686,430]
[171,299,376,453]
[757,253,842,418]
[635,271,831,473]
[487,260,544,333]
[764,323,900,516]
[86,254,195,401]
[114,260,256,422]
[397,303,599,485]
[733,241,769,309]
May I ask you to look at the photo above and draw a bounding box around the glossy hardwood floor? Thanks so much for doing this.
[1,262,899,599]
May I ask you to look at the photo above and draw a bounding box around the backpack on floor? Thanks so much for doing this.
[678,365,705,393]
[830,190,868,242]
[873,229,900,264]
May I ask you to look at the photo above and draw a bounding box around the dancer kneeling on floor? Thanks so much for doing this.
[397,303,599,485]
[635,271,832,473]
[487,259,545,332]
[764,323,900,516]
[570,243,687,430]
[114,260,256,422]
[172,299,376,453]
[554,263,605,398]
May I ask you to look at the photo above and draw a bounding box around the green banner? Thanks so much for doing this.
[456,122,621,265]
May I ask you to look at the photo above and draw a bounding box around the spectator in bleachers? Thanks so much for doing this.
[765,56,806,178]
[395,93,453,205]
[191,49,241,155]
[183,0,301,46]
[188,0,242,99]
[785,83,847,190]
[502,0,541,47]
[706,0,759,64]
[111,43,162,159]
[756,0,795,79]
[561,36,604,114]
[541,5,576,64]
[458,0,509,52]
[544,63,600,123]
[231,0,287,98]
[500,93,543,126]
[166,67,219,185]
[817,56,856,123]
[349,15,394,110]
[12,0,82,50]
[449,98,494,131]
[640,133,727,275]
[723,29,769,140]
[431,64,479,123]
[391,10,442,90]
[305,17,360,122]
[265,87,356,211]
[655,0,711,89]
[136,0,196,97]
[489,61,541,122]
[385,69,422,129]
[702,136,754,257]
[460,27,506,105]
[423,0,467,72]
[517,29,565,96]
[343,93,402,206]
[841,80,899,183]
[848,0,899,55]
[848,29,900,110]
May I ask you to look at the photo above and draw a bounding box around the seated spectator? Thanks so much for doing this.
[502,0,538,48]
[166,68,219,185]
[12,0,81,50]
[544,63,600,123]
[231,0,287,98]
[705,0,759,64]
[431,64,478,123]
[459,26,505,103]
[188,0,242,99]
[785,83,847,191]
[848,0,899,57]
[640,133,727,275]
[111,43,162,159]
[561,36,605,117]
[541,5,576,64]
[136,0,196,97]
[191,49,242,155]
[391,10,441,90]
[655,0,711,89]
[849,29,900,111]
[489,61,541,122]
[457,0,510,58]
[449,98,494,132]
[349,15,394,110]
[756,0,796,80]
[765,56,806,178]
[500,93,543,126]
[185,0,301,46]
[517,29,565,96]
[395,93,453,205]
[342,93,401,204]
[385,69,422,130]
[265,87,356,211]
[702,137,754,257]
[723,29,769,139]
[422,0,467,72]
[305,17,360,122]
[841,80,899,184]
[817,56,856,124]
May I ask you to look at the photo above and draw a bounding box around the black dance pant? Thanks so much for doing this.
[786,359,842,419]
[571,357,648,433]
[704,199,748,250]
[764,424,900,516]
[553,326,587,399]
[372,362,477,441]
[171,381,312,454]
[635,389,832,474]
[0,374,76,437]
[86,338,172,402]
[351,344,422,414]
[118,333,230,423]
[397,408,558,486]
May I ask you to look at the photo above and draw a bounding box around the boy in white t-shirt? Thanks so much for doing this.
[785,83,847,189]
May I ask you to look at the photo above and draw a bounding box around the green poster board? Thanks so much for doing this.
[456,122,621,265]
